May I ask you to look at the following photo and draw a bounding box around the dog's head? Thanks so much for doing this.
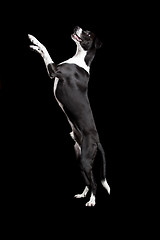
[71,26,102,51]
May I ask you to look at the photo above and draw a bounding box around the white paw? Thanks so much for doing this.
[85,199,96,207]
[28,34,46,56]
[29,45,42,54]
[85,193,96,207]
[74,186,89,199]
[28,34,43,47]
[74,193,86,198]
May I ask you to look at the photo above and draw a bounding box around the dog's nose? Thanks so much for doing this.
[74,26,80,32]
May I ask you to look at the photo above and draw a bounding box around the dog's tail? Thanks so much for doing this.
[97,142,110,194]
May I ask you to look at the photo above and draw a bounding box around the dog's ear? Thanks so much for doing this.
[94,37,103,49]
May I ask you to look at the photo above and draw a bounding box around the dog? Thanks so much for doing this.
[28,26,110,206]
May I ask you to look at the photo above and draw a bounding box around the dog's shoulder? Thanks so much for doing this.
[57,63,89,79]
[56,63,89,91]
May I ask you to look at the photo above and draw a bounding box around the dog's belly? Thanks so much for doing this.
[53,77,98,138]
[54,77,76,130]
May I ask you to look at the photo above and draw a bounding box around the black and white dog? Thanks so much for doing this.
[28,26,110,206]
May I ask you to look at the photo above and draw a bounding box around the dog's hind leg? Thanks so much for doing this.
[84,171,96,207]
[73,143,90,199]
[74,186,89,199]
[79,135,98,207]
[73,142,90,199]
[70,131,90,199]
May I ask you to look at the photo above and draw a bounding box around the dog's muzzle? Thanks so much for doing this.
[72,26,82,42]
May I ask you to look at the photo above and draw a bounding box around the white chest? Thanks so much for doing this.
[60,56,90,73]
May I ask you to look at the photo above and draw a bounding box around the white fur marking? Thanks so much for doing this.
[75,142,81,154]
[53,77,63,109]
[60,28,90,73]
[74,186,89,198]
[28,34,53,68]
[60,54,89,73]
[76,28,82,39]
[70,131,74,140]
[101,179,110,194]
[53,77,59,96]
[85,192,96,207]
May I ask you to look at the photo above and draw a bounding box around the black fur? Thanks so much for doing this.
[47,60,103,195]
[29,26,109,204]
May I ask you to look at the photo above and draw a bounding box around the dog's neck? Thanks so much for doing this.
[74,43,86,58]
[60,42,96,74]
[71,43,90,73]
[75,42,96,69]
[60,44,90,73]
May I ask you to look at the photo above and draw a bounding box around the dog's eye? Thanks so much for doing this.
[85,31,91,37]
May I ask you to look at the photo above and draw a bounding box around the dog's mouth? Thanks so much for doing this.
[72,33,82,42]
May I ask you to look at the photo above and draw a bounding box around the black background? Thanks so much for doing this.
[1,2,145,237]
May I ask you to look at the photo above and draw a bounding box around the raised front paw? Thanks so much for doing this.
[28,34,46,55]
[29,45,42,54]
[28,34,43,47]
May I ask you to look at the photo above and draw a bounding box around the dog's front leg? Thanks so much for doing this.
[28,34,56,78]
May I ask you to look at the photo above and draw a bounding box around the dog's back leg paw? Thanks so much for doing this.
[74,186,89,198]
[85,193,96,207]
